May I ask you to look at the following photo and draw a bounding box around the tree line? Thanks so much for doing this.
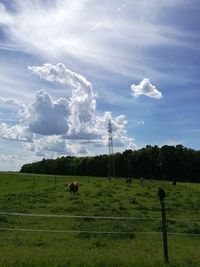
[20,145,200,182]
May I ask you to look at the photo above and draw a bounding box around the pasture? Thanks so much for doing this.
[0,172,199,267]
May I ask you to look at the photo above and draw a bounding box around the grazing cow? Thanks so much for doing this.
[67,182,79,197]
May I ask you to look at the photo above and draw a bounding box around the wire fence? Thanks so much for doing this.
[0,227,200,236]
[0,212,199,236]
[0,212,199,223]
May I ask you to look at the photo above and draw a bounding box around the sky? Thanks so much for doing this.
[0,0,199,171]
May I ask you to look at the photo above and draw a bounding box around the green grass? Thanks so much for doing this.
[0,172,199,267]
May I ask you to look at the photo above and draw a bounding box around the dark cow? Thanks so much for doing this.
[67,182,79,197]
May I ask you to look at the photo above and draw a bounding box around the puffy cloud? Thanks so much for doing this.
[0,123,33,142]
[28,89,69,135]
[0,90,70,140]
[24,135,89,157]
[0,63,135,157]
[29,63,92,91]
[131,78,162,99]
[29,63,131,144]
[29,63,97,139]
[114,134,136,149]
[0,96,33,141]
[0,89,70,138]
[91,112,135,149]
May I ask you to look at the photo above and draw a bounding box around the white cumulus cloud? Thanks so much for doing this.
[0,123,33,142]
[29,63,92,91]
[0,63,136,158]
[24,135,90,158]
[29,63,98,139]
[131,78,162,99]
[28,89,70,135]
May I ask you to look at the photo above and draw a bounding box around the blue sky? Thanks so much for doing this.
[0,0,199,171]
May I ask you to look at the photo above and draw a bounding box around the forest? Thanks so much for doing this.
[20,145,200,182]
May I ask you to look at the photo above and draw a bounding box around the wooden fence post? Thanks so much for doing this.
[157,187,169,264]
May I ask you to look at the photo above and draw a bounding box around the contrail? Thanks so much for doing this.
[76,1,131,42]
[79,23,102,40]
[121,92,132,99]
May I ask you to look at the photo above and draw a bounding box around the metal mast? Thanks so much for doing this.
[108,120,115,178]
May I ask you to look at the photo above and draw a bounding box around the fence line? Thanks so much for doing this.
[0,227,199,236]
[0,212,199,224]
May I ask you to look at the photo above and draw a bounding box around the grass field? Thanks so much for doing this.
[0,172,199,267]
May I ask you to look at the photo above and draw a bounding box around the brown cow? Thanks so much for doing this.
[67,182,79,197]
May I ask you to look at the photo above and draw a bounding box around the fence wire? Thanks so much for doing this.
[0,227,200,236]
[0,212,199,224]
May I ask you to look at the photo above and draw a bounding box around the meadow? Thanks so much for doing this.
[0,172,199,267]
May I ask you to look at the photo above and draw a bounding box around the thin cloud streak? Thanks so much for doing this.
[76,1,131,42]
[0,0,191,79]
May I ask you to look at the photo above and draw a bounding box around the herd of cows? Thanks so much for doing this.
[66,177,147,198]
[66,177,176,198]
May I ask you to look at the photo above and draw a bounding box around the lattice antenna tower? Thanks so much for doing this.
[108,120,113,155]
[108,119,115,178]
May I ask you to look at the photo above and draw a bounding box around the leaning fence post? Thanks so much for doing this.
[157,187,169,264]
